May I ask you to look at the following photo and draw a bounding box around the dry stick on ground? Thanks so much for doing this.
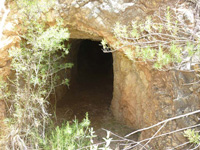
[173,141,191,149]
[96,120,200,149]
[101,128,148,150]
[125,110,200,138]
[139,122,167,150]
[124,123,168,150]
[129,123,200,150]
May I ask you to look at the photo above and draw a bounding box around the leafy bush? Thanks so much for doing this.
[0,0,73,149]
[102,5,200,70]
[39,113,97,150]
[184,129,200,145]
[0,1,116,149]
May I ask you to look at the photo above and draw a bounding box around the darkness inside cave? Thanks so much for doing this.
[56,39,114,128]
[77,40,113,87]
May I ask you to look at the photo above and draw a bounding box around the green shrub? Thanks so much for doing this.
[0,0,73,149]
[39,113,96,150]
[184,129,200,145]
[102,6,200,70]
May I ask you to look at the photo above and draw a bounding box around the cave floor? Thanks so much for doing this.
[55,78,138,147]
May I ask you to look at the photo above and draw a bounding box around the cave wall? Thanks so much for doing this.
[112,52,200,148]
[0,3,20,133]
[1,0,200,149]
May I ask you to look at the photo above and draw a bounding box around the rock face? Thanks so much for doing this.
[1,0,200,149]
[0,1,20,134]
[112,52,200,148]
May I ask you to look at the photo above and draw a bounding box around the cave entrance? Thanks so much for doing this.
[77,40,113,88]
[56,39,114,129]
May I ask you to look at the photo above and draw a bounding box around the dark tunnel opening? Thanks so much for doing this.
[54,40,135,141]
[77,40,113,88]
[56,39,114,129]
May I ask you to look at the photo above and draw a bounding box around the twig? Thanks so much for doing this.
[139,122,167,150]
[125,110,200,137]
